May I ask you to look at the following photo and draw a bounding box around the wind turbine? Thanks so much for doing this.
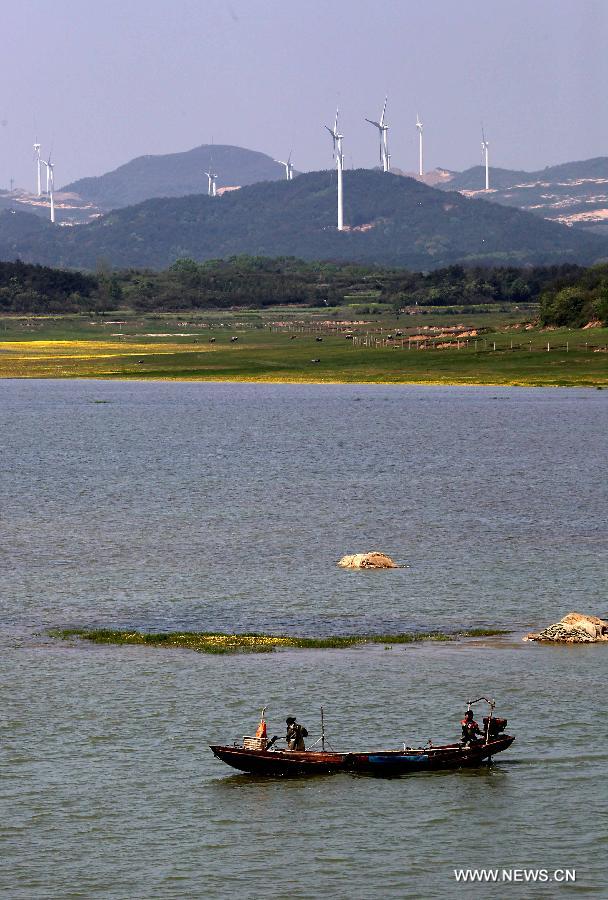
[41,155,55,222]
[365,97,390,172]
[416,114,424,177]
[33,140,42,196]
[276,151,294,180]
[481,126,489,190]
[204,167,218,197]
[325,108,344,231]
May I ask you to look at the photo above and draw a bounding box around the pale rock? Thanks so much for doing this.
[337,552,399,570]
[525,612,608,643]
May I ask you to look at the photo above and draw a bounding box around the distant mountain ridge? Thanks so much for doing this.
[0,187,103,226]
[61,144,287,210]
[435,157,608,234]
[1,169,606,272]
[40,142,608,240]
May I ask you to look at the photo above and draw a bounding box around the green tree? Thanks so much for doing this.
[540,286,589,327]
[593,287,608,325]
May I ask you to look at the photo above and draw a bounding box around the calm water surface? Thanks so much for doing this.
[1,381,606,898]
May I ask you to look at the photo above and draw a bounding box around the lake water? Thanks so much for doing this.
[1,380,606,898]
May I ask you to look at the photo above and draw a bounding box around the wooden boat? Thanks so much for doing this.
[211,699,514,777]
[210,734,514,776]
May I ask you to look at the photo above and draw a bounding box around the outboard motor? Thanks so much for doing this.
[483,716,507,738]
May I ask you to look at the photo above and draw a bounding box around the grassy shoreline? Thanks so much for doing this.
[5,375,603,388]
[51,627,509,654]
[1,312,606,387]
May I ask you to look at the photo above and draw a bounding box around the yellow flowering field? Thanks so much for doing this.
[0,339,213,378]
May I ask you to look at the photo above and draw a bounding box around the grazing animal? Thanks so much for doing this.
[230,336,239,342]
[310,358,321,363]
[316,337,323,342]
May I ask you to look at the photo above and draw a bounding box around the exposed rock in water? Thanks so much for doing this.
[337,552,399,570]
[525,612,608,643]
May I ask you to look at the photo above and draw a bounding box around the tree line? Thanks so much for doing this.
[0,255,606,326]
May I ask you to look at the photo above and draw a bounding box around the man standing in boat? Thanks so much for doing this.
[461,709,484,746]
[285,716,308,750]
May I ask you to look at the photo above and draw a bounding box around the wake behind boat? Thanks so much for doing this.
[210,698,515,777]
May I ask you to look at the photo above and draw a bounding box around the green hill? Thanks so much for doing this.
[61,144,286,210]
[1,170,607,271]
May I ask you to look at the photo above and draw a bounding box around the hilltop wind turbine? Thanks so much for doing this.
[204,167,218,197]
[416,114,424,177]
[33,140,42,196]
[41,155,55,222]
[325,108,344,231]
[481,126,490,190]
[365,97,390,172]
[276,151,294,180]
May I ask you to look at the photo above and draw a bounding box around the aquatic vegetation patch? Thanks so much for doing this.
[50,627,508,655]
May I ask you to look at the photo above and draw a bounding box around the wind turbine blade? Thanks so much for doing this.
[380,96,387,126]
[324,125,337,155]
[365,118,381,129]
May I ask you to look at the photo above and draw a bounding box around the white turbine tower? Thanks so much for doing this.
[365,97,390,172]
[33,140,42,196]
[481,127,490,190]
[276,151,294,180]
[325,108,344,231]
[416,114,424,177]
[41,155,55,222]
[204,168,218,197]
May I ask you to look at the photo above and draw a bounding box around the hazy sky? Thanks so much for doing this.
[2,0,607,191]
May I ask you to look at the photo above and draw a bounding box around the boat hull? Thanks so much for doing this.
[210,745,346,775]
[343,735,515,774]
[210,735,515,777]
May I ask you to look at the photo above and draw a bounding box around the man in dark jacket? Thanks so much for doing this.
[461,709,484,746]
[285,716,308,750]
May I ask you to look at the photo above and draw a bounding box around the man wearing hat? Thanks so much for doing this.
[285,716,308,751]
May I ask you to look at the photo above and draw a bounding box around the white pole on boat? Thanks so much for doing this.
[485,699,496,766]
[321,706,326,751]
[485,698,495,745]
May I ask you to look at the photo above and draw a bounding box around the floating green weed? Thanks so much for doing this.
[50,627,507,655]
